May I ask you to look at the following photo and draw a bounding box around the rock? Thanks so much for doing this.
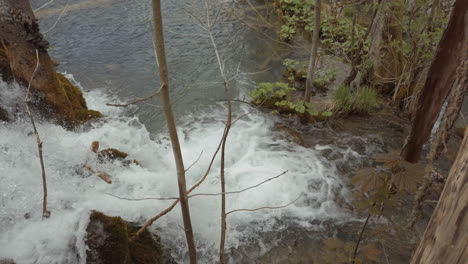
[86,211,172,264]
[273,123,305,146]
[0,107,9,122]
[0,2,102,128]
[0,47,13,82]
[98,148,141,167]
[0,259,15,264]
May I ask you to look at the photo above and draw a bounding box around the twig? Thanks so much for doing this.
[43,0,70,35]
[185,151,204,172]
[106,84,163,107]
[351,213,371,264]
[226,193,303,215]
[24,49,50,219]
[190,170,288,198]
[34,0,56,12]
[106,171,288,200]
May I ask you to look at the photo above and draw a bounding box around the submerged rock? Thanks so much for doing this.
[0,259,15,264]
[86,211,173,264]
[273,123,304,146]
[98,148,141,167]
[0,107,9,122]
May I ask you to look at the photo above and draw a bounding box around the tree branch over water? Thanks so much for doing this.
[24,49,50,219]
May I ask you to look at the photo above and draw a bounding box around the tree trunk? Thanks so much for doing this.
[401,0,468,163]
[150,0,197,262]
[410,128,468,264]
[304,0,321,102]
[0,0,100,127]
[368,0,403,93]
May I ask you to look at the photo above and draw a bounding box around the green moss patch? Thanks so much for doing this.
[98,148,141,167]
[56,73,103,125]
[86,211,167,264]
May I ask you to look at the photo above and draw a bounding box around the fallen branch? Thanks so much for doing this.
[226,193,303,215]
[43,0,70,35]
[185,151,204,172]
[106,84,163,107]
[105,170,288,200]
[24,49,50,219]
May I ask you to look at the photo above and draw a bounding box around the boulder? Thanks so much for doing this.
[86,211,173,264]
[0,1,101,128]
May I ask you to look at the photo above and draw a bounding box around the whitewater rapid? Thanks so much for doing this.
[0,76,348,263]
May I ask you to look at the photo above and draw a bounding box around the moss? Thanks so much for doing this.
[56,73,103,125]
[127,224,163,264]
[86,211,167,264]
[98,148,141,166]
[57,73,87,108]
[74,109,103,122]
[0,47,13,82]
[86,211,130,264]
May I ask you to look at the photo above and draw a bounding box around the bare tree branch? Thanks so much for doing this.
[105,170,288,201]
[43,0,70,35]
[24,49,50,219]
[106,84,163,107]
[34,0,56,12]
[226,193,303,215]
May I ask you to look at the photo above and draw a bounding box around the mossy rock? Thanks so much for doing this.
[0,47,13,82]
[0,107,9,122]
[56,73,103,125]
[86,211,170,264]
[98,148,141,167]
[86,211,131,264]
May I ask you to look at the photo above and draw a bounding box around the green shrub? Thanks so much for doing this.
[355,86,378,113]
[275,0,315,41]
[333,85,354,111]
[250,82,333,120]
[283,59,307,82]
[333,85,377,114]
[250,82,294,108]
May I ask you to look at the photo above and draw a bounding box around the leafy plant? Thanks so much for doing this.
[275,0,315,41]
[313,69,337,90]
[250,82,332,119]
[283,59,336,90]
[282,59,307,82]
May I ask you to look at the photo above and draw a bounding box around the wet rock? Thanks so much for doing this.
[86,211,173,264]
[98,148,141,167]
[0,107,9,122]
[273,123,304,146]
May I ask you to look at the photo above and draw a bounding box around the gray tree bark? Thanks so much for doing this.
[410,128,468,264]
[150,0,197,262]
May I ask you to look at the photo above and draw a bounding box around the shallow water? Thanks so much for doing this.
[1,0,369,263]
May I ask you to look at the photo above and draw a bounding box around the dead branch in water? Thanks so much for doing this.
[106,170,288,201]
[226,193,303,215]
[106,84,163,107]
[24,49,50,219]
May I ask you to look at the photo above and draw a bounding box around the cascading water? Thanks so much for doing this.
[0,0,370,262]
[0,75,348,263]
